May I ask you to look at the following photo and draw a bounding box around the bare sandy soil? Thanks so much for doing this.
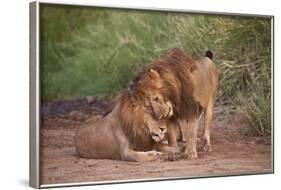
[40,98,272,185]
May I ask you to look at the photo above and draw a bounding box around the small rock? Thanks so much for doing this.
[69,111,78,117]
[68,111,86,121]
[86,96,95,104]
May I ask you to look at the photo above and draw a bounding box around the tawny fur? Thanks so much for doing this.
[75,72,175,162]
[133,48,219,159]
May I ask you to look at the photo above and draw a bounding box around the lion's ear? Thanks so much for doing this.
[148,68,163,88]
[148,68,160,79]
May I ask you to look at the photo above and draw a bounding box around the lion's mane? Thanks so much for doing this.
[118,90,155,151]
[133,48,201,120]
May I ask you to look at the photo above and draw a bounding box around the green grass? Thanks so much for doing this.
[40,4,272,135]
[238,85,271,135]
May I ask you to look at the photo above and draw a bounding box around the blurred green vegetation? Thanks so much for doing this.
[40,4,272,135]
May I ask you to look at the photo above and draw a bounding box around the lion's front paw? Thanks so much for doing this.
[146,151,163,161]
[183,150,198,160]
[202,144,213,152]
[161,151,181,161]
[188,152,198,160]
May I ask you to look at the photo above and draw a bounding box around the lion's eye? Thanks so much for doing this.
[154,97,159,102]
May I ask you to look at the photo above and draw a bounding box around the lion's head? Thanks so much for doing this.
[147,48,200,119]
[128,68,173,120]
[117,68,174,148]
[144,114,167,142]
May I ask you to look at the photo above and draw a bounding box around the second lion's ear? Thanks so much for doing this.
[148,68,160,79]
[148,68,163,88]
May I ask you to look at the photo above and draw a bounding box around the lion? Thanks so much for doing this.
[75,69,175,162]
[140,48,219,159]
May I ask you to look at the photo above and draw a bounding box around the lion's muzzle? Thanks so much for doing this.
[151,132,165,142]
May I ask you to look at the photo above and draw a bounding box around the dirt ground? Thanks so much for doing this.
[40,97,272,185]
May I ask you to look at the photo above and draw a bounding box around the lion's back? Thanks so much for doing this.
[193,57,219,107]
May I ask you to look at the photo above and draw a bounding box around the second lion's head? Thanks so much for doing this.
[128,68,173,120]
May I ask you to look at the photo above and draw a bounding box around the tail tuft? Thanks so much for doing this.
[205,50,213,60]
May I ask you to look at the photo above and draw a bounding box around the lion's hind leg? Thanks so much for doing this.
[203,99,214,152]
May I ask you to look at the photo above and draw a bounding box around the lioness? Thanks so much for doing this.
[75,69,175,162]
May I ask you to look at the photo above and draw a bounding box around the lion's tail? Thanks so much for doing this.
[205,50,213,60]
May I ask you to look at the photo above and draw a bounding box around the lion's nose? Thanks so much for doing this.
[159,127,165,132]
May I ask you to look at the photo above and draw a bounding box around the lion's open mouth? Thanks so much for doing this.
[151,132,165,142]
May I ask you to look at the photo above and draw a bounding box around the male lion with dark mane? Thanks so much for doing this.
[75,69,175,162]
[136,48,219,159]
